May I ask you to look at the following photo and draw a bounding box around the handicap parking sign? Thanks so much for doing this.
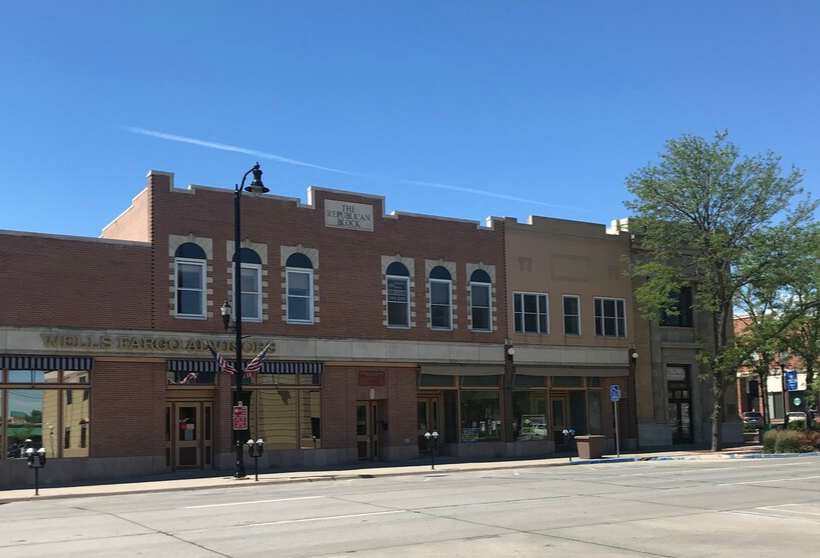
[610,385,621,401]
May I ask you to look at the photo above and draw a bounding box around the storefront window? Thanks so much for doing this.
[63,390,90,457]
[514,375,546,388]
[513,391,547,441]
[419,374,455,387]
[460,391,501,442]
[461,375,500,387]
[299,391,322,448]
[588,391,603,435]
[552,376,584,388]
[7,389,44,458]
[569,391,588,436]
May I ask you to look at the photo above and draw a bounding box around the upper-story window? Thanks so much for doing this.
[286,253,314,324]
[514,292,548,334]
[563,295,581,335]
[470,269,492,332]
[594,297,626,337]
[660,287,693,328]
[175,243,207,318]
[386,262,410,328]
[237,248,262,322]
[429,266,452,330]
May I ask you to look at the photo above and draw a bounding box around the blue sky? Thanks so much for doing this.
[1,2,818,237]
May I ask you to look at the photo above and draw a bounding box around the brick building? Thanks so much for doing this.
[0,169,739,486]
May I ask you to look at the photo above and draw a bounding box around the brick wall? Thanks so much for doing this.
[91,361,166,458]
[147,174,507,343]
[0,233,152,330]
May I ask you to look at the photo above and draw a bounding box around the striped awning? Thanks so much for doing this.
[0,355,94,370]
[168,360,323,374]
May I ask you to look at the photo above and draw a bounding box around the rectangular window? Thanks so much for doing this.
[470,283,492,332]
[239,264,262,321]
[287,269,314,323]
[386,276,410,328]
[430,279,452,329]
[513,391,548,441]
[64,428,71,450]
[594,297,626,337]
[66,390,73,405]
[513,292,548,334]
[588,391,603,435]
[460,391,501,442]
[80,423,88,448]
[299,391,322,449]
[660,287,694,328]
[563,295,581,335]
[176,259,206,317]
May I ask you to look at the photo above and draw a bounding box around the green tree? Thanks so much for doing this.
[625,131,817,451]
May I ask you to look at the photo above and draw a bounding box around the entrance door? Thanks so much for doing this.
[550,394,569,446]
[356,401,380,461]
[168,401,213,470]
[668,387,693,444]
[417,395,442,453]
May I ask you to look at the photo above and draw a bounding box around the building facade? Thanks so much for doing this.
[0,170,740,486]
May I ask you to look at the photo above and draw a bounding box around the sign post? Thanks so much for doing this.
[610,385,621,457]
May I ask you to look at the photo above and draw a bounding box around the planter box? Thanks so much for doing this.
[575,435,606,459]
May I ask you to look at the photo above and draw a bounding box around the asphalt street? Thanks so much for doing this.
[3,457,820,557]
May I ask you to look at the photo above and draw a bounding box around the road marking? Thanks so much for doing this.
[757,505,820,516]
[184,496,325,509]
[718,475,820,486]
[250,510,405,526]
[723,510,820,524]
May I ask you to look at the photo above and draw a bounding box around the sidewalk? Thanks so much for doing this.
[0,445,760,503]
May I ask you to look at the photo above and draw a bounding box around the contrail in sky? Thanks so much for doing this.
[123,126,586,211]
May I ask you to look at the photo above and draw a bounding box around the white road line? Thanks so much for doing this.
[719,475,820,486]
[723,510,820,524]
[250,510,405,526]
[184,496,325,509]
[757,506,820,517]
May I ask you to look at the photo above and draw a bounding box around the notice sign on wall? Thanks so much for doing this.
[325,200,374,231]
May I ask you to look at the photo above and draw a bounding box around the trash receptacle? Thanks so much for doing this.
[575,435,606,459]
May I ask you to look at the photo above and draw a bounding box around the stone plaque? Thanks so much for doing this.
[325,199,374,231]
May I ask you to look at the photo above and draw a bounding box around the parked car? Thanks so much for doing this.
[787,411,808,422]
[742,411,764,428]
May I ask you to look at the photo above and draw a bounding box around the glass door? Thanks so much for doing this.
[356,402,380,461]
[550,394,569,446]
[417,395,441,453]
[169,401,213,470]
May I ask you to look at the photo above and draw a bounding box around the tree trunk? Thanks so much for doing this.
[711,382,726,452]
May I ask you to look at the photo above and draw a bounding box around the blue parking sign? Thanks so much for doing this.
[610,385,621,401]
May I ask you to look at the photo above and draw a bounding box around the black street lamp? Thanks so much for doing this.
[779,351,790,427]
[223,163,269,479]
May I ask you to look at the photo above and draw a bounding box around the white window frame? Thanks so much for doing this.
[386,274,411,329]
[429,278,453,330]
[175,258,206,319]
[562,294,581,336]
[235,263,262,322]
[286,268,314,324]
[513,292,549,334]
[470,281,493,332]
[594,297,627,337]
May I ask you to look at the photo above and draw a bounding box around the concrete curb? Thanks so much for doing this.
[571,455,699,465]
[729,451,820,459]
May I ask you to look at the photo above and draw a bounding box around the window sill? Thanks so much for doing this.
[387,325,411,330]
[175,314,208,320]
[287,320,315,325]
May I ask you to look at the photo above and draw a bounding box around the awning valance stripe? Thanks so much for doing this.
[516,366,628,378]
[0,355,94,370]
[168,360,323,374]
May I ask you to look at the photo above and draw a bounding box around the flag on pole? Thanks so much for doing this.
[244,342,272,375]
[207,344,236,375]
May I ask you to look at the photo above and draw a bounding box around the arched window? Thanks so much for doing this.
[429,266,452,329]
[286,253,314,323]
[236,248,262,321]
[386,262,410,328]
[470,269,492,332]
[175,242,206,317]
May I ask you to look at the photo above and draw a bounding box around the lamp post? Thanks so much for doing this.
[779,351,790,427]
[223,163,269,479]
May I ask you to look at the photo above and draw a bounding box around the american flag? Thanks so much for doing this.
[244,342,272,375]
[207,344,236,375]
